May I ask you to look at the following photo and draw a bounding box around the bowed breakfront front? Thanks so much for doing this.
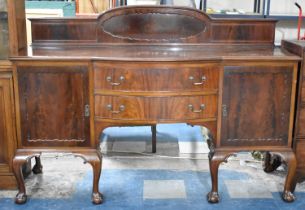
[1,5,303,205]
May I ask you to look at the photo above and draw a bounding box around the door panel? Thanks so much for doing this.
[221,65,293,147]
[17,66,90,147]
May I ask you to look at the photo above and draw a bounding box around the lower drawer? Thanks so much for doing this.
[95,95,217,121]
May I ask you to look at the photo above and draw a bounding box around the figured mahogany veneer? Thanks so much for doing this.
[17,65,90,147]
[95,95,217,120]
[7,6,302,205]
[94,63,219,92]
[221,65,294,148]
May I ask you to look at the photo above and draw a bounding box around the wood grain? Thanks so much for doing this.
[0,71,17,189]
[3,5,301,204]
[30,6,276,45]
[95,95,217,121]
[221,65,294,147]
[94,62,219,92]
[31,18,97,43]
[17,65,90,147]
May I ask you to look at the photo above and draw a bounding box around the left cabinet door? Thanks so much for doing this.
[0,71,17,188]
[16,65,91,148]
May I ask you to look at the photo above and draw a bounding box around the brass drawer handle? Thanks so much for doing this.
[106,76,125,86]
[189,76,206,85]
[188,104,205,113]
[107,104,125,114]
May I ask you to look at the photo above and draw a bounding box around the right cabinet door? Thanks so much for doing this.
[220,65,295,148]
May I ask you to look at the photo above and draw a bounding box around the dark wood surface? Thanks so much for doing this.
[95,95,217,120]
[21,44,299,61]
[31,18,97,43]
[2,5,301,205]
[30,6,276,45]
[94,62,219,91]
[17,65,90,148]
[221,65,294,148]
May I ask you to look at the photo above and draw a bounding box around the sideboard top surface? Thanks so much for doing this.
[12,44,300,62]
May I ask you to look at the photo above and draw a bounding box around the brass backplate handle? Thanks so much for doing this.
[107,104,125,114]
[189,76,206,85]
[106,76,125,86]
[188,104,205,113]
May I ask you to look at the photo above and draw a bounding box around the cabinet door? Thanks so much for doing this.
[0,72,16,172]
[220,65,295,147]
[17,65,90,147]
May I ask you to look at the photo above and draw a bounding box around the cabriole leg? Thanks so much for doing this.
[75,151,103,205]
[263,152,282,173]
[207,151,230,203]
[281,152,297,202]
[13,153,40,204]
[32,156,43,174]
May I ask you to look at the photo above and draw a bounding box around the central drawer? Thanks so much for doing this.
[94,63,219,92]
[95,95,217,120]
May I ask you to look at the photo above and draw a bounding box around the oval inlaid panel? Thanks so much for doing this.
[101,13,206,41]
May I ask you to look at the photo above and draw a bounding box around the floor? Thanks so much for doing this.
[1,124,305,210]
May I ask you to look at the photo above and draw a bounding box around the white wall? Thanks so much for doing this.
[206,0,254,13]
[0,0,7,11]
[127,0,159,5]
[270,0,305,15]
[127,0,201,8]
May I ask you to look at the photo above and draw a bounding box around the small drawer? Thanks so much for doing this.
[95,95,217,121]
[94,63,219,92]
[95,95,147,120]
[152,95,217,120]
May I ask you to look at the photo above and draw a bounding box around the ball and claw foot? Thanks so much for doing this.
[282,191,295,202]
[32,164,43,174]
[92,192,103,205]
[15,193,27,204]
[207,191,220,203]
[263,155,282,173]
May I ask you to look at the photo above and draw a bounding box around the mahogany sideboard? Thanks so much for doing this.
[1,6,303,204]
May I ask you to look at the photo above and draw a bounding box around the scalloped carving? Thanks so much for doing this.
[101,13,206,41]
